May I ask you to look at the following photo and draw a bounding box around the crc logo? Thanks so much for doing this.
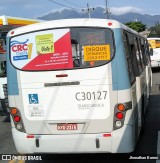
[12,44,28,52]
[10,39,30,56]
[11,39,29,53]
[11,39,33,60]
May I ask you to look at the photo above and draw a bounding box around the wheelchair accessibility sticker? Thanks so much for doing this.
[28,94,39,104]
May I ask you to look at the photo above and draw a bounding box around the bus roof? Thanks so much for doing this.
[7,18,142,37]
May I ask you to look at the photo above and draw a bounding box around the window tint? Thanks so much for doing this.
[71,28,114,68]
[140,39,150,66]
[134,37,144,73]
[137,38,145,69]
[123,31,151,79]
[123,32,135,84]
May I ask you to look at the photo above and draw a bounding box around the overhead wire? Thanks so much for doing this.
[62,0,84,8]
[48,0,95,18]
[48,0,81,10]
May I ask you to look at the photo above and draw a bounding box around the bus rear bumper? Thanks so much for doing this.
[12,124,134,154]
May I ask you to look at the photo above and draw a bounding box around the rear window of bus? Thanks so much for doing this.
[10,27,115,71]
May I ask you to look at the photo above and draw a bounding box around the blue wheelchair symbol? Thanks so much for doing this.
[28,94,39,104]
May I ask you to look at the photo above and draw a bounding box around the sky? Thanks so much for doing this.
[0,0,159,19]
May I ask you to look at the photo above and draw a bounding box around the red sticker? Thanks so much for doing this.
[22,32,73,70]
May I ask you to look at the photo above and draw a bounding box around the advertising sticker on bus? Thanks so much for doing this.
[83,44,110,61]
[11,39,33,61]
[10,29,73,70]
[36,34,54,55]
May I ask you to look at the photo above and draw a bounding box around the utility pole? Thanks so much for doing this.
[103,0,111,19]
[82,3,94,18]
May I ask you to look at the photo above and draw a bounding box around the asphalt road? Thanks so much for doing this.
[1,69,160,163]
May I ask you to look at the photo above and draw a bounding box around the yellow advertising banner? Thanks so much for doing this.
[84,44,110,61]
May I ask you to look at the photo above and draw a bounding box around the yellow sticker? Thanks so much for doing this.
[84,45,111,61]
[36,34,54,55]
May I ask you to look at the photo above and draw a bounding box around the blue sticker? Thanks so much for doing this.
[28,94,39,104]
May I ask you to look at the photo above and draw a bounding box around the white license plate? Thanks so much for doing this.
[57,123,77,130]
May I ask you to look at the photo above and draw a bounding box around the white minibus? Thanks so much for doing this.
[7,18,152,153]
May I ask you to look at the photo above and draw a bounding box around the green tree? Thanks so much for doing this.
[125,21,146,32]
[148,22,160,37]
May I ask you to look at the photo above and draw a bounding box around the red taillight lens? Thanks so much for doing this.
[14,116,21,122]
[116,112,124,119]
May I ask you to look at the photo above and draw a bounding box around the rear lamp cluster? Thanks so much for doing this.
[10,108,23,131]
[114,103,125,129]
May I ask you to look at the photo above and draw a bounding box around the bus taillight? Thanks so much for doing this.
[14,116,21,122]
[16,123,23,130]
[10,108,18,115]
[117,104,125,112]
[116,112,124,119]
[115,121,122,128]
[114,112,124,128]
[10,107,25,132]
[114,103,126,129]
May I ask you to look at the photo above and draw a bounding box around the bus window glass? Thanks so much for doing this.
[10,28,114,71]
[79,31,105,45]
[141,39,149,66]
[134,37,143,72]
[123,32,135,83]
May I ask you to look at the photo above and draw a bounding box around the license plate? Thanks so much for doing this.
[57,123,77,130]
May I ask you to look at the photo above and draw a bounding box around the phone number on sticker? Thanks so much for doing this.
[75,91,107,101]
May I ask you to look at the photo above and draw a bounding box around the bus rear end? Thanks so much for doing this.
[7,19,134,153]
[147,38,160,68]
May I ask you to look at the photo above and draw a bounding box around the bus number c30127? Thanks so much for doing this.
[75,91,107,101]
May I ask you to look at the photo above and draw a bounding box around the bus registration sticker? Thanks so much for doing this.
[29,105,44,117]
[84,44,110,61]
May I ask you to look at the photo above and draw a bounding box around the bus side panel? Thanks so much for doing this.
[7,38,19,96]
[112,28,130,91]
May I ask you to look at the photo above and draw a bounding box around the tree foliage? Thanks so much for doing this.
[125,21,146,32]
[148,22,160,37]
